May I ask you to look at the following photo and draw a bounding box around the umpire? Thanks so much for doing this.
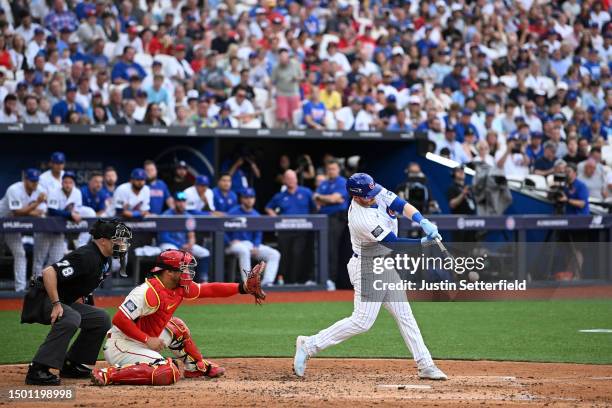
[22,219,132,385]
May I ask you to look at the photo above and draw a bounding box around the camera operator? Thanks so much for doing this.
[558,163,589,215]
[447,166,477,241]
[395,162,438,214]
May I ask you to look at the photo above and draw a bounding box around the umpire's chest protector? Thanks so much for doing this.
[136,277,185,337]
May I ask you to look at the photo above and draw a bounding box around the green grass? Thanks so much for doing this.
[1,300,611,365]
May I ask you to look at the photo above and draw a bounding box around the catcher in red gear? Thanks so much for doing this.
[91,249,266,386]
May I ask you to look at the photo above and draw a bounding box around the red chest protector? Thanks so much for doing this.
[135,277,198,337]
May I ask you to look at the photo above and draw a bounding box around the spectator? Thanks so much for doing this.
[578,158,607,200]
[50,84,85,124]
[560,163,589,214]
[474,140,495,166]
[495,134,530,179]
[142,103,166,126]
[534,142,558,177]
[436,127,469,164]
[335,97,362,131]
[447,166,476,215]
[526,132,544,165]
[113,167,150,219]
[320,77,342,112]
[116,99,141,125]
[0,93,19,123]
[225,188,280,286]
[146,74,169,106]
[354,96,380,131]
[39,151,66,194]
[302,88,326,130]
[76,9,104,50]
[225,88,260,128]
[388,109,412,132]
[271,48,303,128]
[44,0,78,35]
[314,160,349,291]
[80,171,107,216]
[22,95,50,124]
[110,46,146,84]
[212,172,238,213]
[144,160,173,215]
[265,169,316,284]
[454,109,479,143]
[563,137,587,165]
[184,175,216,214]
[231,69,256,101]
[221,150,261,193]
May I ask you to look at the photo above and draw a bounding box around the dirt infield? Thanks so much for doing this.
[1,358,611,407]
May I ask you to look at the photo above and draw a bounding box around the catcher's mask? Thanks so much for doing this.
[90,219,132,276]
[151,249,197,287]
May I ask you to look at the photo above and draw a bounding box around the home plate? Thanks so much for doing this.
[377,384,432,390]
[579,329,612,333]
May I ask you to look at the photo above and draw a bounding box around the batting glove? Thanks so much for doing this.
[420,219,442,241]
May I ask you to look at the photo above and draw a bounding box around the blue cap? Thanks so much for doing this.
[195,175,209,186]
[62,170,76,180]
[50,151,65,163]
[34,28,44,35]
[553,113,566,121]
[346,172,382,198]
[136,89,147,97]
[174,191,187,201]
[386,94,397,103]
[17,81,28,89]
[567,90,578,100]
[248,51,259,59]
[363,96,375,105]
[240,187,256,198]
[531,131,543,138]
[507,133,518,140]
[66,84,77,92]
[130,168,146,180]
[462,109,472,116]
[25,168,40,182]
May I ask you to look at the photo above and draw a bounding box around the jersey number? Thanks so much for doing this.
[57,260,74,277]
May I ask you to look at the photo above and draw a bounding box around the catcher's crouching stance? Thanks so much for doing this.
[91,249,266,386]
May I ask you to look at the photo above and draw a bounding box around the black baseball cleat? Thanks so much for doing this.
[25,363,61,385]
[60,359,92,379]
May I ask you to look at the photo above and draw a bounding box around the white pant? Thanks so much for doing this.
[226,241,280,284]
[3,233,28,291]
[159,243,209,259]
[104,330,172,366]
[32,232,65,281]
[304,256,434,370]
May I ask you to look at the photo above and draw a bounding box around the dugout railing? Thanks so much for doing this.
[1,215,611,290]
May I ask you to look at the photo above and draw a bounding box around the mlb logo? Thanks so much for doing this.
[123,300,137,313]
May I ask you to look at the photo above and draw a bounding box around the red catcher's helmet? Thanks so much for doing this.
[151,249,197,286]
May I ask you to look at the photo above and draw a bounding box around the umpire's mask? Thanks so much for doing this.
[90,219,133,276]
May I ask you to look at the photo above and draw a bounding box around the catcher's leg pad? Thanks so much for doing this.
[165,317,222,376]
[93,358,180,386]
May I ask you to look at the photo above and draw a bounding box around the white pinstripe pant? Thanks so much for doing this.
[33,233,66,278]
[304,256,434,370]
[3,233,28,292]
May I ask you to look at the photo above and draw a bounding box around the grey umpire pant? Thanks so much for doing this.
[33,302,111,369]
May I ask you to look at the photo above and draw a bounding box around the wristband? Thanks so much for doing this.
[411,212,424,223]
[51,300,61,306]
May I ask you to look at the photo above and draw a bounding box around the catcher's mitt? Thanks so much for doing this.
[242,261,267,305]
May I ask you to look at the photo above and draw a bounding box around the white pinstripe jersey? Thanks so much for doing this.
[0,181,47,217]
[47,187,83,212]
[348,187,399,256]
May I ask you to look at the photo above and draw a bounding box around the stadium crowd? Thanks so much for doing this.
[0,0,611,189]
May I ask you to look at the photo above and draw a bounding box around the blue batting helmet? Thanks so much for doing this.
[346,173,382,198]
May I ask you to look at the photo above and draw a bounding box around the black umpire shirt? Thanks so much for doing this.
[51,242,111,304]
